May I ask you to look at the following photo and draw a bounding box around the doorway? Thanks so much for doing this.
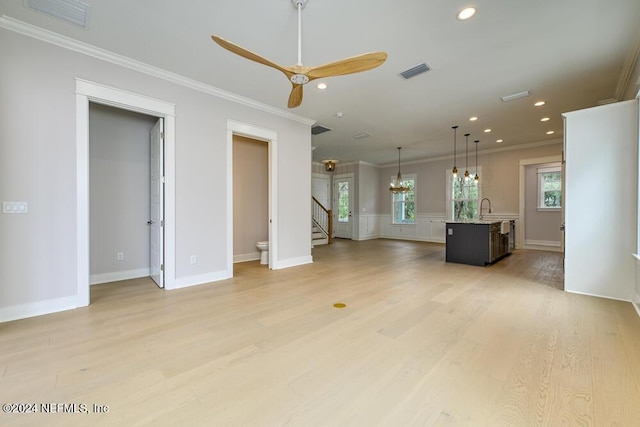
[88,104,163,287]
[232,135,269,265]
[518,156,563,252]
[333,174,353,239]
[76,79,176,306]
[226,120,278,272]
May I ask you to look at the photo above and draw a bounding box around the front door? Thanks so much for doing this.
[333,175,353,239]
[149,118,164,288]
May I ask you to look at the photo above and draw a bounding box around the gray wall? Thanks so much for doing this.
[233,135,268,260]
[524,163,562,246]
[89,104,157,282]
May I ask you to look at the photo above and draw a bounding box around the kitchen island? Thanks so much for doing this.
[445,220,514,266]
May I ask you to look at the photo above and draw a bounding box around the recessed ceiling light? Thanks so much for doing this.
[469,116,478,121]
[540,117,550,122]
[484,129,491,133]
[316,82,327,90]
[457,6,477,20]
[534,101,546,107]
[496,139,503,143]
[546,130,555,135]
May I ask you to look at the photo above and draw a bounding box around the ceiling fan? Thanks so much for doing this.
[211,0,387,108]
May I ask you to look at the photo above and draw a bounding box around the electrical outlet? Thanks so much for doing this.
[116,252,124,261]
[190,255,197,265]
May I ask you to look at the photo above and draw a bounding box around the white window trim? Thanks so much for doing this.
[537,165,562,211]
[391,173,416,225]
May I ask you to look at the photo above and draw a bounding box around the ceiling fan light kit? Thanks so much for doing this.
[211,0,387,108]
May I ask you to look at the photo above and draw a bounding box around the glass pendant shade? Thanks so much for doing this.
[389,147,410,193]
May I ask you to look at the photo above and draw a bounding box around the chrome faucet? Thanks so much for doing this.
[479,198,492,220]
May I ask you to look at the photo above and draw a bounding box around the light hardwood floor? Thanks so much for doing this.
[2,240,640,426]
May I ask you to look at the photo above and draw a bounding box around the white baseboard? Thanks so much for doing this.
[273,255,313,270]
[523,239,562,252]
[234,252,260,263]
[633,301,640,318]
[0,295,80,323]
[170,270,232,290]
[354,235,381,241]
[565,289,631,303]
[90,268,151,285]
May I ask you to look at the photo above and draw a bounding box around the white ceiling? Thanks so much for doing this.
[2,0,639,165]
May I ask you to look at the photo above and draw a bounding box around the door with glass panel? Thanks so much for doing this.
[333,175,353,239]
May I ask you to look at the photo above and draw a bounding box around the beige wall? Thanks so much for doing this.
[378,141,563,216]
[233,136,268,260]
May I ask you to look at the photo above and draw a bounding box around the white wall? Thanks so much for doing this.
[564,99,638,301]
[89,103,157,283]
[0,26,312,322]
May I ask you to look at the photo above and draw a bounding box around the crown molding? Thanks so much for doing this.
[380,138,563,168]
[615,16,640,100]
[0,16,316,126]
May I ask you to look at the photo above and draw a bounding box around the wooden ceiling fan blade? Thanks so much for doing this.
[211,35,293,76]
[288,84,304,108]
[307,51,388,79]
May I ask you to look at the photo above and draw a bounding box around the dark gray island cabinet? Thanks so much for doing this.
[445,221,514,266]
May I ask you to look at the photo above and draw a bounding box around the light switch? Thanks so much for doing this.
[3,201,28,214]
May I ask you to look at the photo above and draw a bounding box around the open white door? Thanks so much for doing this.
[333,174,353,239]
[150,118,164,288]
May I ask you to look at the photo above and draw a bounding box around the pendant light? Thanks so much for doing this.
[474,140,479,182]
[463,133,470,182]
[389,147,410,193]
[451,125,459,178]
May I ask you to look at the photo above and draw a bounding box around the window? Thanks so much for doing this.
[391,174,415,224]
[538,166,562,209]
[447,168,481,221]
[337,180,350,222]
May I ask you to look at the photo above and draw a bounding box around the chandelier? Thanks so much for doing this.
[389,147,410,193]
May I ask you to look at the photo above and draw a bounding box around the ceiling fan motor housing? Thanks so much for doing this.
[291,74,310,85]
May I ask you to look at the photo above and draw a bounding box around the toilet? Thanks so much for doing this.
[256,241,269,265]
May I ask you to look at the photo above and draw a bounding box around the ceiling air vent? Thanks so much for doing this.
[311,125,332,135]
[23,0,90,28]
[400,63,431,79]
[352,132,370,140]
[501,90,531,102]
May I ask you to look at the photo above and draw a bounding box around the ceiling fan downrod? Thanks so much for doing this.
[290,0,309,84]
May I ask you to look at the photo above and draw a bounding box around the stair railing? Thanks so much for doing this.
[312,197,333,244]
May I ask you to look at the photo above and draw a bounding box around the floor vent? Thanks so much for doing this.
[311,125,332,135]
[400,63,431,79]
[23,0,90,28]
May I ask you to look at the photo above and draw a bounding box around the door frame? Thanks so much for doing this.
[333,173,354,239]
[227,120,278,271]
[76,79,176,306]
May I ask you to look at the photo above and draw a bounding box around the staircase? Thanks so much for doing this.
[312,197,332,247]
[312,224,329,246]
